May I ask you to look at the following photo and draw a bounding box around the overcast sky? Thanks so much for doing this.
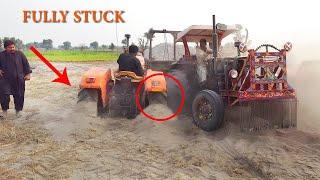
[1,0,319,61]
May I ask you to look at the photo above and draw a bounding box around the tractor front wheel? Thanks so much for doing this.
[192,90,224,131]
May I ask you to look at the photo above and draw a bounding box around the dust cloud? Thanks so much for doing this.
[1,61,320,179]
[166,68,201,115]
[290,60,320,133]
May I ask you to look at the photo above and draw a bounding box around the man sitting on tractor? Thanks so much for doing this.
[117,45,144,76]
[196,39,213,83]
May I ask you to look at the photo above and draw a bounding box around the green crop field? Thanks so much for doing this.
[24,50,119,62]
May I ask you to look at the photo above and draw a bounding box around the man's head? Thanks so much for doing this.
[129,45,139,56]
[4,40,15,53]
[199,39,207,49]
[123,47,129,54]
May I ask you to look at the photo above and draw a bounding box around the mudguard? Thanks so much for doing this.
[79,68,112,107]
[144,69,167,93]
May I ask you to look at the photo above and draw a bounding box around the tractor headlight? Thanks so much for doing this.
[86,77,96,83]
[284,42,292,51]
[239,42,247,53]
[229,69,238,79]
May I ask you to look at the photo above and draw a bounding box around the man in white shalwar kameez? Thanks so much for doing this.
[195,39,213,84]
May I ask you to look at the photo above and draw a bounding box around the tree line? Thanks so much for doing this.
[0,37,117,51]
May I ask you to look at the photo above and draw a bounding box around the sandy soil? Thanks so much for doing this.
[0,61,320,179]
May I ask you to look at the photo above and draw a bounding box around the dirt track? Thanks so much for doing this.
[1,61,320,179]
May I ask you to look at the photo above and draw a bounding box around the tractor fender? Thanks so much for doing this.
[79,67,112,107]
[144,69,167,93]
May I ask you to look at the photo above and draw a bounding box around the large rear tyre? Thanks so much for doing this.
[192,90,224,131]
[127,86,148,119]
[97,90,107,117]
[126,86,140,119]
[127,95,138,119]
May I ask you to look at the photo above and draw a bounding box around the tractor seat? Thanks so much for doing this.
[114,71,143,82]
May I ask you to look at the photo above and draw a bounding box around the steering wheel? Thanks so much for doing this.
[255,44,281,52]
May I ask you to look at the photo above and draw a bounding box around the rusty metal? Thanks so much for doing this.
[226,46,296,104]
[225,44,297,131]
[197,98,214,122]
[239,99,297,132]
[238,90,296,101]
[182,37,190,57]
[212,15,218,60]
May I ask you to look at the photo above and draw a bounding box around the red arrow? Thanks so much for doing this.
[29,46,71,86]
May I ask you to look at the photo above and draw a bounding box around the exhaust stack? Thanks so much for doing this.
[212,15,219,75]
[212,15,218,59]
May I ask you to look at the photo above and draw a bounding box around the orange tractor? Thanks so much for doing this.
[79,30,167,119]
[79,67,167,119]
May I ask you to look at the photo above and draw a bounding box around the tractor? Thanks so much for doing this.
[79,27,168,119]
[78,66,166,119]
[145,15,297,131]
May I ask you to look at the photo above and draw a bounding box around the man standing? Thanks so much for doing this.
[0,40,32,119]
[117,45,144,76]
[195,39,213,84]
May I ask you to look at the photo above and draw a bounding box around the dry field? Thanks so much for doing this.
[0,61,320,179]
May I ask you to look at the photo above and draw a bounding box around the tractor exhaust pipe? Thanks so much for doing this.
[212,15,218,59]
[212,15,218,74]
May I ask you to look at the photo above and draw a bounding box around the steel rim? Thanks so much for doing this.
[196,97,213,122]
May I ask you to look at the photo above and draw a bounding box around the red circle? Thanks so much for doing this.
[135,73,185,122]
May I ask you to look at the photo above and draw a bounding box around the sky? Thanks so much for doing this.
[1,0,320,61]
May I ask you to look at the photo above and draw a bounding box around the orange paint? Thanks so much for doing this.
[79,68,166,107]
[80,68,111,107]
[23,10,125,23]
[144,70,167,92]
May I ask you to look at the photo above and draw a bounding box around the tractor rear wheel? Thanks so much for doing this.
[127,86,146,119]
[127,94,138,119]
[97,90,107,116]
[192,90,224,131]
